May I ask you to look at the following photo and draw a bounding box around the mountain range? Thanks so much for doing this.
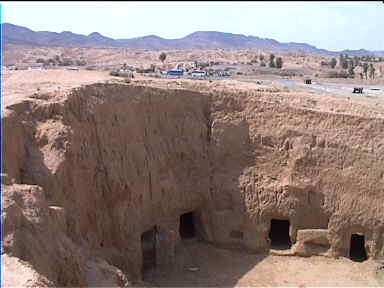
[3,23,384,56]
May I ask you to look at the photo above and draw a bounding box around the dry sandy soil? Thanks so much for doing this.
[3,69,115,107]
[145,239,382,287]
[5,46,384,80]
[4,46,325,68]
[5,69,384,119]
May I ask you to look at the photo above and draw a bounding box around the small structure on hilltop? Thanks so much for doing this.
[304,79,312,84]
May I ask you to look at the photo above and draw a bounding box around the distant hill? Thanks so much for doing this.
[3,23,384,56]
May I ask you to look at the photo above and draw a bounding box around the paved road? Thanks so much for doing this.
[239,77,384,104]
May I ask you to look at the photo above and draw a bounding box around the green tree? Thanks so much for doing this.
[353,56,359,67]
[363,63,369,79]
[342,59,348,69]
[339,54,348,69]
[159,52,167,63]
[269,54,276,68]
[330,58,337,69]
[369,63,375,79]
[347,60,355,77]
[339,54,344,68]
[259,54,264,61]
[54,55,61,65]
[275,57,283,69]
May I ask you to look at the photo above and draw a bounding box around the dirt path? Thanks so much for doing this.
[146,240,381,287]
[239,77,384,105]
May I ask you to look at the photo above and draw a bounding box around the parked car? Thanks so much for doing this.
[165,69,184,76]
[191,70,207,77]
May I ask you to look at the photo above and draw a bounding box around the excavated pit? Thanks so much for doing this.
[3,82,384,287]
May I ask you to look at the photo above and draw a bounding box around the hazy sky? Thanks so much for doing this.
[2,1,384,51]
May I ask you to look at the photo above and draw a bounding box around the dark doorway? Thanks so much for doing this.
[180,212,195,239]
[350,234,368,262]
[141,226,157,275]
[269,219,292,250]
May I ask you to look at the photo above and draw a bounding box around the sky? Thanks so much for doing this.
[2,1,384,51]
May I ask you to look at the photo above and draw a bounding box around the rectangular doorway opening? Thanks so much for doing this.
[269,219,292,250]
[350,234,368,262]
[141,226,157,276]
[180,212,196,239]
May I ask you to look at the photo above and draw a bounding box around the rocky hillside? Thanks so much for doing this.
[4,23,384,56]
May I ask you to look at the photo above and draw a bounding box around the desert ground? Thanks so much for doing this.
[145,239,382,287]
[4,69,384,117]
[3,49,384,287]
[5,46,384,80]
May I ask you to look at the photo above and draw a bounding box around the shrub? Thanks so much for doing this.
[330,58,337,69]
[76,59,87,66]
[60,58,74,66]
[44,59,56,66]
[327,71,350,78]
[275,57,283,69]
[269,54,276,68]
[159,52,167,63]
[110,70,134,78]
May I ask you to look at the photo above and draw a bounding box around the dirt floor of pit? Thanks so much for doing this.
[144,239,382,287]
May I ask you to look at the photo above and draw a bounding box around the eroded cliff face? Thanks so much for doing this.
[3,83,384,286]
[207,93,384,259]
[4,84,211,286]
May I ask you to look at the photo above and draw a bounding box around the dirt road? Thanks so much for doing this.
[239,77,384,104]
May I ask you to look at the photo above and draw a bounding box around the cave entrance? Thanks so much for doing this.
[141,226,157,275]
[269,219,292,250]
[350,234,368,262]
[180,212,196,239]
